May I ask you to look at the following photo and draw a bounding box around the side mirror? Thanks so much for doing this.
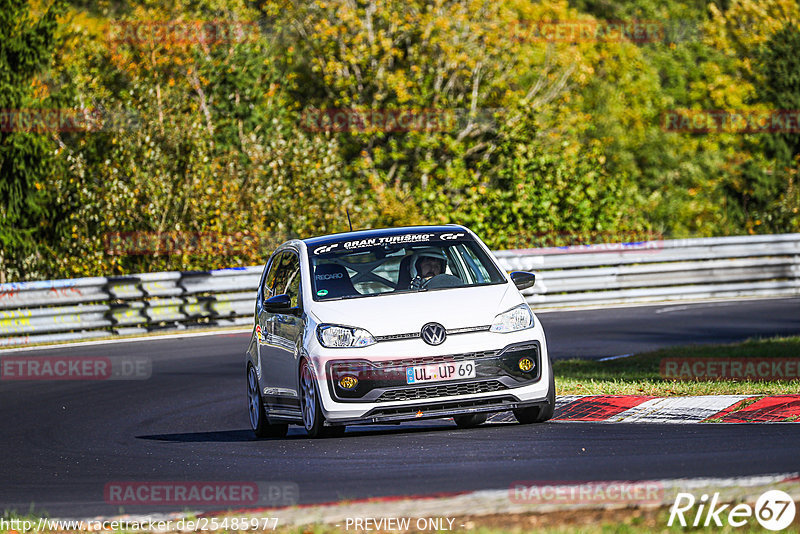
[510,271,536,291]
[264,294,293,313]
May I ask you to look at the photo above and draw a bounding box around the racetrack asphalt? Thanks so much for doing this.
[1,297,798,518]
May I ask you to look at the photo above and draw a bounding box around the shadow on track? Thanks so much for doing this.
[136,429,257,442]
[136,421,515,442]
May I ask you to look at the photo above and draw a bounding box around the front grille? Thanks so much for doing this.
[372,350,499,369]
[374,325,490,343]
[376,380,507,402]
[374,332,420,342]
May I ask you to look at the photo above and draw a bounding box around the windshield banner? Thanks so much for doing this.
[312,231,469,255]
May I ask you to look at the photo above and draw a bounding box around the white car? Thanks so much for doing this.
[246,225,555,438]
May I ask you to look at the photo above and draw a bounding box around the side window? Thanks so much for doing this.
[271,253,290,297]
[262,252,283,299]
[441,247,460,278]
[460,244,491,283]
[271,251,302,308]
[284,254,301,308]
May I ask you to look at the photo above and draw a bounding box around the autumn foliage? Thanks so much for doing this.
[1,0,799,281]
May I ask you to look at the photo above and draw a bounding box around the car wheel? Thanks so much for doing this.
[453,413,488,428]
[513,370,555,424]
[300,360,345,438]
[248,365,288,438]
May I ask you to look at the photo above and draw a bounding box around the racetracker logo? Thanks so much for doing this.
[660,358,800,381]
[662,109,800,133]
[0,357,151,381]
[0,108,139,133]
[504,230,665,256]
[510,480,664,505]
[107,20,259,47]
[104,231,269,256]
[299,108,499,133]
[104,481,298,506]
[520,230,663,249]
[510,19,665,43]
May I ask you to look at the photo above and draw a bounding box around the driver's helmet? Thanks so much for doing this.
[409,248,448,279]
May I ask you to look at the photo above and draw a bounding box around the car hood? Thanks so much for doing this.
[308,283,522,336]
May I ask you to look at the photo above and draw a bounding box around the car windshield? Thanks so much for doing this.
[308,231,507,301]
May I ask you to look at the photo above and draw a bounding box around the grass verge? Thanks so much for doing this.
[554,336,800,396]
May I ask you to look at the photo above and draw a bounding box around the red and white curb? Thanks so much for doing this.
[544,394,800,423]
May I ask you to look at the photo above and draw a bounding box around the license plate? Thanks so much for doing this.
[406,360,475,384]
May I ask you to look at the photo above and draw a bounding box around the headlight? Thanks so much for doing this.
[317,324,376,348]
[490,304,534,333]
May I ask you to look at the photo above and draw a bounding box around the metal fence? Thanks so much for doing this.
[2,234,799,347]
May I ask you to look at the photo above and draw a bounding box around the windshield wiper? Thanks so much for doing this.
[324,287,428,301]
[325,294,369,301]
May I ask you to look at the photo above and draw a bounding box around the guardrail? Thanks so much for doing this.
[495,233,800,307]
[1,234,798,347]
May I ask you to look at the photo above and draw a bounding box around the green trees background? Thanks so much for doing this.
[1,0,798,281]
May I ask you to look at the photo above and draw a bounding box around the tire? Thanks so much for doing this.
[453,413,488,428]
[248,365,288,438]
[513,369,555,425]
[300,359,346,438]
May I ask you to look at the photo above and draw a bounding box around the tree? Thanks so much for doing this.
[751,24,800,230]
[53,0,356,277]
[279,0,602,234]
[422,101,647,248]
[0,0,68,281]
[706,1,800,232]
[759,24,800,166]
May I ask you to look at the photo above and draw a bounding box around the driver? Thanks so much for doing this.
[409,249,448,289]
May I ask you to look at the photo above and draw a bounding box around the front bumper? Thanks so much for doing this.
[331,395,550,426]
[325,341,542,403]
[313,336,552,424]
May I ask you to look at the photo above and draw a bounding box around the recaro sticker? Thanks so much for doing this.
[316,273,343,280]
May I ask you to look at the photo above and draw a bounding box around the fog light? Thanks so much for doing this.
[339,376,358,389]
[518,357,534,372]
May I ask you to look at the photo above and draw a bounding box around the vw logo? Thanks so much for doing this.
[420,322,447,346]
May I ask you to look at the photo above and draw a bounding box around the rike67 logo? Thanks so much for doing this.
[669,490,796,531]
